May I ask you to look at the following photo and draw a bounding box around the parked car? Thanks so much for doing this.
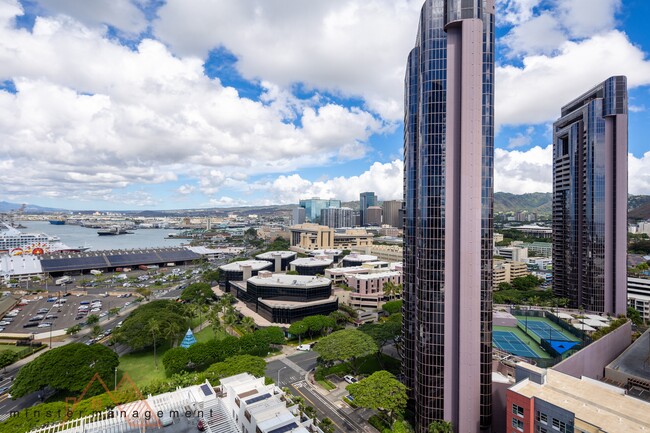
[90,308,101,313]
[23,323,38,328]
[344,375,358,384]
[296,343,313,351]
[45,314,58,319]
[37,322,52,328]
[0,321,11,326]
[37,309,49,314]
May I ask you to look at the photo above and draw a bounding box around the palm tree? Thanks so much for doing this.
[165,320,182,347]
[223,309,238,330]
[240,316,255,334]
[209,310,222,338]
[148,318,160,369]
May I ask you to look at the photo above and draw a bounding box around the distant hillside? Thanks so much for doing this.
[0,201,63,213]
[494,192,552,214]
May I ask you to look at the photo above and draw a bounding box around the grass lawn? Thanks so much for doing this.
[0,344,24,353]
[194,327,229,343]
[118,343,171,386]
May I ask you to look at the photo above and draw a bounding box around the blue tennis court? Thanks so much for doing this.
[519,320,577,342]
[493,331,539,358]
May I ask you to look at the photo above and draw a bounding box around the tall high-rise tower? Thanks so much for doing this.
[552,76,628,316]
[359,191,377,226]
[403,1,495,432]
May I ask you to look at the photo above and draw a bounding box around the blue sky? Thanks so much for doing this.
[0,0,649,210]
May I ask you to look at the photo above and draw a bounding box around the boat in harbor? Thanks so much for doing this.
[48,218,66,225]
[0,222,86,255]
[97,226,133,236]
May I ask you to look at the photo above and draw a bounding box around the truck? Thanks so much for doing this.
[55,276,72,286]
[90,270,103,276]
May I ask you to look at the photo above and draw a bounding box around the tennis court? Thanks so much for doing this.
[517,317,580,343]
[493,330,539,358]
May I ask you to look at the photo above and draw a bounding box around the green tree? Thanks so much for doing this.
[314,329,378,365]
[91,325,102,338]
[113,300,187,350]
[303,315,336,337]
[240,316,256,334]
[329,310,349,327]
[86,314,100,325]
[497,282,512,291]
[204,355,266,380]
[0,350,18,369]
[346,370,407,421]
[162,347,190,376]
[148,318,160,369]
[429,421,454,433]
[202,269,221,286]
[359,317,401,354]
[627,306,643,326]
[223,309,238,329]
[181,282,214,305]
[288,320,308,341]
[382,300,402,315]
[66,324,82,335]
[164,320,183,347]
[135,287,152,299]
[108,307,121,317]
[11,343,119,398]
[255,326,285,345]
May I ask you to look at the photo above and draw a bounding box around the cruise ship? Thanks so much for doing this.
[0,223,85,255]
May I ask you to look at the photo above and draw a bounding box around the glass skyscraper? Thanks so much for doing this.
[552,76,628,316]
[403,1,494,432]
[298,198,341,224]
[359,191,377,226]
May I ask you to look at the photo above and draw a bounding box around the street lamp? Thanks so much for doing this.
[114,367,118,391]
[277,366,287,387]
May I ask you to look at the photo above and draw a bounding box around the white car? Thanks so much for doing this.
[296,344,312,351]
[37,322,52,328]
[90,308,101,313]
[344,375,358,384]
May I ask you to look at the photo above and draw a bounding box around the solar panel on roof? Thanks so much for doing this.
[200,384,213,396]
[268,422,299,433]
[245,393,271,405]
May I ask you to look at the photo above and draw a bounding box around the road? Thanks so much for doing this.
[265,351,372,433]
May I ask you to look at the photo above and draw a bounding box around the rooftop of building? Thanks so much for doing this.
[308,249,342,256]
[606,328,650,383]
[290,257,333,267]
[248,272,331,287]
[324,266,368,275]
[255,251,297,260]
[347,270,401,280]
[510,367,650,432]
[259,295,338,309]
[342,253,377,262]
[219,260,273,272]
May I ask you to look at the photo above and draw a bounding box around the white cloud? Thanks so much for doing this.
[495,145,553,193]
[555,0,621,39]
[629,151,650,195]
[249,160,404,205]
[497,31,650,127]
[501,13,566,57]
[153,0,422,120]
[507,126,535,149]
[33,0,148,34]
[0,7,385,203]
[497,0,543,26]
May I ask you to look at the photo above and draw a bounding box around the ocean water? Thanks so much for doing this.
[18,221,186,251]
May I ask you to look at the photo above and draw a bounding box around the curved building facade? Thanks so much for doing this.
[403,1,495,432]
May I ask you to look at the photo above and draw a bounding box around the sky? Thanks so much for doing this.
[0,0,649,210]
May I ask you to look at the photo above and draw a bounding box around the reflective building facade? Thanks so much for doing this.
[552,76,628,316]
[299,198,341,224]
[359,191,377,226]
[403,1,495,432]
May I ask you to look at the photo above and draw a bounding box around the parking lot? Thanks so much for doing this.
[0,293,134,335]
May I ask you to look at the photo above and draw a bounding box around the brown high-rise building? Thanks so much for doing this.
[552,76,628,316]
[403,1,495,432]
[365,206,382,226]
[382,200,403,228]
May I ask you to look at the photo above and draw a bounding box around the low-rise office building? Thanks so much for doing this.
[289,223,334,250]
[219,260,272,292]
[493,260,529,289]
[324,266,369,285]
[496,245,528,262]
[230,272,337,323]
[255,251,297,272]
[346,270,402,308]
[605,328,650,400]
[628,276,650,321]
[342,253,377,267]
[309,249,343,263]
[507,363,650,433]
[333,229,374,250]
[290,256,333,276]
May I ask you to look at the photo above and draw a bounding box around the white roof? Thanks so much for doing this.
[579,318,609,328]
[290,257,333,267]
[583,314,610,322]
[0,254,43,276]
[572,322,597,332]
[555,312,574,320]
[249,273,331,287]
[219,260,272,272]
[309,249,342,256]
[343,254,377,262]
[186,246,243,255]
[256,251,297,259]
[347,271,401,280]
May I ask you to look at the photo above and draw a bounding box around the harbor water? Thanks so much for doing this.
[19,221,186,251]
